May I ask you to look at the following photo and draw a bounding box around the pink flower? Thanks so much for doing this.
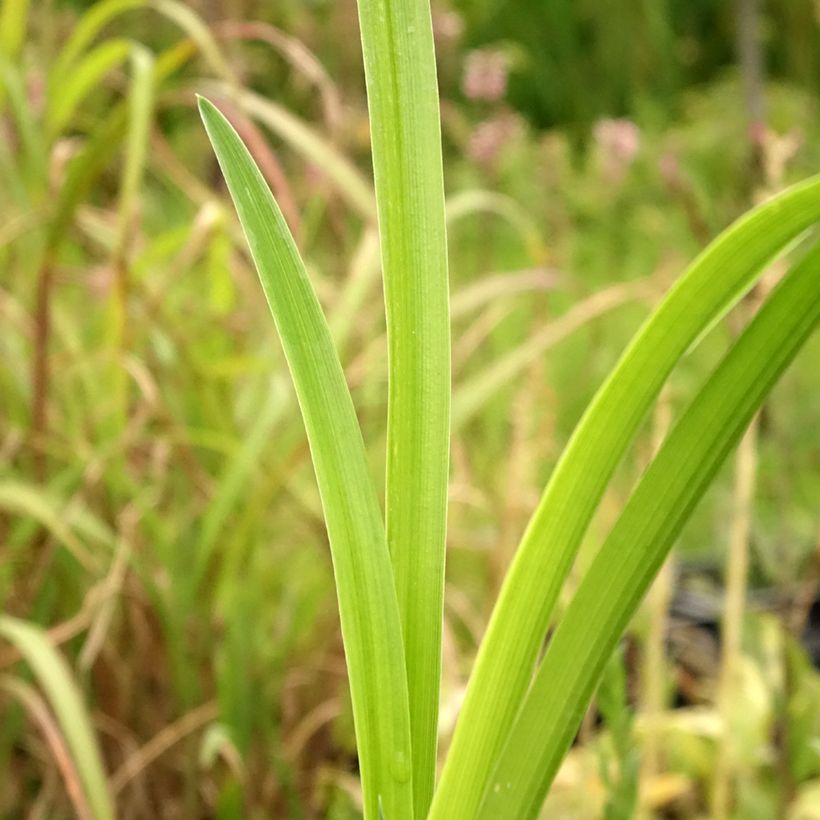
[433,10,463,45]
[593,118,641,183]
[462,49,509,103]
[467,112,522,168]
[658,151,681,186]
[593,118,641,165]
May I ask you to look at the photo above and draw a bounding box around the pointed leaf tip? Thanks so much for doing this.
[196,94,218,122]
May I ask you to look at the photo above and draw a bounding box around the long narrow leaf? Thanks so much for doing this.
[46,39,131,137]
[1,675,97,820]
[0,482,100,572]
[198,97,413,820]
[0,0,30,58]
[52,0,234,86]
[355,0,450,812]
[46,45,193,254]
[431,174,820,818]
[0,617,114,820]
[478,241,820,818]
[451,280,647,430]
[202,82,376,222]
[106,45,154,439]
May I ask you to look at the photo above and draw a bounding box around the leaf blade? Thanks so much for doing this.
[198,96,413,820]
[478,241,820,817]
[432,175,820,819]
[355,0,451,812]
[0,617,114,820]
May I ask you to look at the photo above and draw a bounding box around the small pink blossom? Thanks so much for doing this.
[593,118,641,183]
[26,70,46,116]
[593,118,641,165]
[462,49,509,103]
[433,10,463,44]
[467,112,522,168]
[658,150,681,186]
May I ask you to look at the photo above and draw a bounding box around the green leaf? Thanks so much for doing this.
[45,44,192,255]
[451,280,645,430]
[445,189,547,264]
[52,0,234,88]
[478,240,820,818]
[431,174,820,819]
[188,383,285,593]
[0,0,30,59]
[355,0,450,812]
[0,617,114,820]
[115,46,155,249]
[105,44,154,439]
[0,481,101,572]
[0,55,47,184]
[202,83,376,222]
[198,96,413,820]
[46,39,132,137]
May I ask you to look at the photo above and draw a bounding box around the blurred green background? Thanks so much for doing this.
[1,0,819,817]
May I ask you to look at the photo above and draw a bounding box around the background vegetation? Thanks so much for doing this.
[1,0,818,816]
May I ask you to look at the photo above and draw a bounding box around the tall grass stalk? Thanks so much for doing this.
[106,46,153,442]
[712,416,761,818]
[639,386,674,804]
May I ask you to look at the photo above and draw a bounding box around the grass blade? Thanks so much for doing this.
[189,383,285,593]
[0,482,101,572]
[0,0,29,59]
[355,0,450,812]
[203,82,376,222]
[431,174,820,819]
[0,0,29,109]
[1,675,97,820]
[0,617,114,820]
[198,96,413,819]
[451,280,647,430]
[52,0,235,87]
[106,44,154,439]
[46,39,131,137]
[478,241,820,818]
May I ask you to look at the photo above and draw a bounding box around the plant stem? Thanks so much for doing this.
[737,0,765,136]
[31,257,53,483]
[712,416,760,819]
[713,1,769,792]
[639,385,673,810]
